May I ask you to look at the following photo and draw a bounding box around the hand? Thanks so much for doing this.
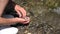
[14,5,30,24]
[16,17,30,24]
[14,5,26,18]
[22,17,30,24]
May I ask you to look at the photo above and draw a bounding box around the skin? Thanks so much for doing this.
[0,0,30,25]
[15,5,27,18]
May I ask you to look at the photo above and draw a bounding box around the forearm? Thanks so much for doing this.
[0,17,18,25]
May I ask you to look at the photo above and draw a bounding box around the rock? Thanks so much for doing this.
[53,7,60,14]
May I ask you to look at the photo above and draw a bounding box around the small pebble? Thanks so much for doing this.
[24,30,28,33]
[27,33,31,34]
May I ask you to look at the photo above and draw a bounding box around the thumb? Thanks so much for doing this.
[16,18,26,22]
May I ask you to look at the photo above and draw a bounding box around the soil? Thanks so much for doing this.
[13,0,60,34]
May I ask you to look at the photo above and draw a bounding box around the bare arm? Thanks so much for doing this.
[0,17,26,25]
[0,0,25,25]
[0,17,18,25]
[0,0,30,25]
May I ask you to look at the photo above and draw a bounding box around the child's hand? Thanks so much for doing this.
[16,17,30,24]
[14,5,30,24]
[14,5,26,18]
[22,17,30,24]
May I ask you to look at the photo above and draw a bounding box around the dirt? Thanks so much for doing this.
[13,0,60,34]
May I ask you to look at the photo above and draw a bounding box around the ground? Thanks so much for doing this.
[13,0,60,34]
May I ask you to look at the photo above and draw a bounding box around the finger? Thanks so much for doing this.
[19,18,30,24]
[15,5,27,18]
[16,18,26,22]
[24,17,30,21]
[22,18,30,24]
[18,7,27,18]
[23,20,30,24]
[16,10,22,17]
